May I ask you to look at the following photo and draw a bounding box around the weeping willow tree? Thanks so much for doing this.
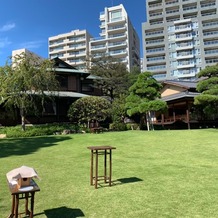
[0,52,59,130]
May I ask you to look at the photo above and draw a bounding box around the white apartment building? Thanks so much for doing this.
[142,0,218,81]
[90,4,140,72]
[48,29,92,71]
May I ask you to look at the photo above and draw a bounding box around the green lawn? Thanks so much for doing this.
[0,129,218,217]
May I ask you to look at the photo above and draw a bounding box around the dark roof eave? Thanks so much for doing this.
[161,92,199,102]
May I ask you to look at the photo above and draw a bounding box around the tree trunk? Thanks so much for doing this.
[146,112,150,131]
[20,108,26,131]
[139,114,145,130]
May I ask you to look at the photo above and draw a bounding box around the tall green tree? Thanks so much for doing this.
[68,96,111,128]
[194,65,218,119]
[0,52,59,130]
[89,54,129,102]
[125,72,167,130]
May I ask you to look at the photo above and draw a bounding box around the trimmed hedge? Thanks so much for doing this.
[0,123,80,138]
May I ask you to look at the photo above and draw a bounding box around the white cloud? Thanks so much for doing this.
[0,23,16,32]
[0,37,11,48]
[19,40,44,49]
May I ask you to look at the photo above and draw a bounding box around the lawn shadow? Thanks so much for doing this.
[0,136,72,158]
[44,206,85,218]
[113,177,143,186]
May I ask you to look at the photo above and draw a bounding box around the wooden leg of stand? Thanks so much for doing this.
[90,150,93,185]
[14,194,19,218]
[30,192,35,218]
[95,150,98,189]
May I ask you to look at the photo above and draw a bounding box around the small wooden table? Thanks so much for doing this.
[87,146,116,189]
[7,179,40,218]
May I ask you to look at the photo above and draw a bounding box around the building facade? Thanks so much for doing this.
[142,0,218,81]
[90,4,140,72]
[48,29,92,71]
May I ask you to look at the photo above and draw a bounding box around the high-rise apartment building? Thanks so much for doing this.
[48,29,92,71]
[48,5,140,72]
[90,4,140,71]
[142,0,218,81]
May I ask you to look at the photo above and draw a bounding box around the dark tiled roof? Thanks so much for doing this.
[163,80,197,89]
[161,91,199,102]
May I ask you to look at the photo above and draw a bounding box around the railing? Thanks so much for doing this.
[154,114,188,124]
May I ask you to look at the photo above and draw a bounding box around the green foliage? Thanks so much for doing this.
[0,52,60,130]
[109,122,127,131]
[68,96,111,127]
[139,100,167,114]
[194,65,218,119]
[90,54,129,101]
[1,130,218,217]
[111,94,127,123]
[126,123,139,130]
[125,72,167,130]
[0,123,78,138]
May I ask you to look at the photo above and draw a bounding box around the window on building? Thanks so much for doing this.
[110,10,122,22]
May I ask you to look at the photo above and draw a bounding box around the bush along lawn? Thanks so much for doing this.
[0,123,84,138]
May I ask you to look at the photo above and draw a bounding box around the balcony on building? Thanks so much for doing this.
[204,48,218,57]
[176,52,194,60]
[107,24,127,34]
[177,62,195,69]
[68,59,84,65]
[165,0,179,6]
[99,30,106,37]
[205,57,218,65]
[99,11,105,21]
[177,71,196,78]
[175,33,193,42]
[176,42,194,51]
[108,33,127,41]
[175,24,192,33]
[144,29,164,39]
[147,64,166,72]
[108,41,127,49]
[165,6,179,16]
[148,1,163,9]
[152,72,167,81]
[203,30,218,39]
[200,1,216,10]
[204,39,218,48]
[166,15,180,23]
[146,55,166,64]
[90,43,107,52]
[201,9,217,17]
[90,36,106,42]
[182,4,198,14]
[150,18,164,26]
[202,19,218,30]
[119,57,128,63]
[49,39,68,48]
[67,51,86,58]
[109,49,127,58]
[148,10,163,20]
[145,47,165,56]
[108,16,126,25]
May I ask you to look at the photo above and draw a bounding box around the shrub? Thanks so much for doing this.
[126,123,139,130]
[109,122,127,131]
[0,123,79,138]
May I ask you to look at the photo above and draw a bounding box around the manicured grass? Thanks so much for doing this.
[0,129,218,217]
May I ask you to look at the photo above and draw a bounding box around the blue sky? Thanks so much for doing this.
[0,0,146,66]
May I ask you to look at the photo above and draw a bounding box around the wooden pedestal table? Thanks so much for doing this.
[7,179,40,218]
[87,146,116,189]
